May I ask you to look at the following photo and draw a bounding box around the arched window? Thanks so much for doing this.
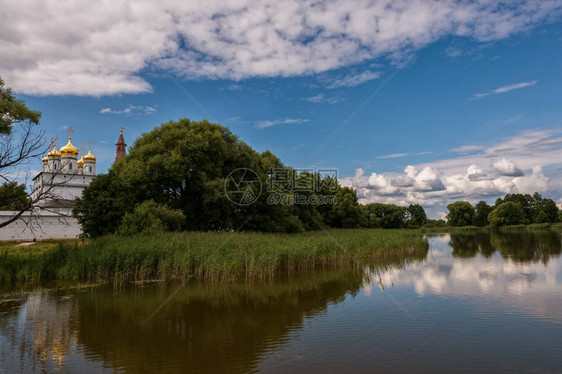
[54,164,57,170]
[89,166,92,172]
[69,163,73,170]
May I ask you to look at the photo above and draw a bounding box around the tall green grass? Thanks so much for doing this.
[0,229,428,284]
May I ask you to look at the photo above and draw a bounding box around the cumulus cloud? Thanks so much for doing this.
[467,164,487,180]
[493,158,524,177]
[255,118,310,129]
[1,1,560,95]
[341,129,562,217]
[472,80,537,99]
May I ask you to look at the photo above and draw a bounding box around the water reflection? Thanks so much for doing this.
[449,230,562,263]
[379,231,562,322]
[0,260,423,374]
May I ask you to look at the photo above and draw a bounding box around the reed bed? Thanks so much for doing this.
[0,229,428,284]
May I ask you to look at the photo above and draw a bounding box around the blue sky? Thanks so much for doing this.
[2,1,562,217]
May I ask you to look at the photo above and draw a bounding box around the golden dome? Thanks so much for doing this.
[77,156,84,167]
[42,156,48,163]
[83,148,96,162]
[60,137,79,156]
[47,145,61,159]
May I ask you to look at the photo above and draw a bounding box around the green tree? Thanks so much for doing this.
[498,194,533,224]
[406,204,427,228]
[530,193,558,223]
[559,209,562,223]
[473,201,493,227]
[0,182,29,210]
[446,201,475,227]
[364,203,407,229]
[425,219,447,227]
[534,210,549,224]
[0,76,41,135]
[327,187,361,228]
[488,202,524,227]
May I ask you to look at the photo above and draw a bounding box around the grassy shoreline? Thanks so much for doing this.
[0,229,428,284]
[421,223,562,233]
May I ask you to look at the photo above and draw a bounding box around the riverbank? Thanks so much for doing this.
[0,229,428,284]
[421,222,562,233]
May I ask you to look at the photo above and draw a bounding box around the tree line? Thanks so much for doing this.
[446,193,561,228]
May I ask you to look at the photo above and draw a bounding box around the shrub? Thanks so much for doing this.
[117,200,185,235]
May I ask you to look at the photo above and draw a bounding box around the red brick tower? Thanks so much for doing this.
[115,128,126,162]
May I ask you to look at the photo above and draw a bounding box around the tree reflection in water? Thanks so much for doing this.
[449,230,561,263]
[0,246,428,374]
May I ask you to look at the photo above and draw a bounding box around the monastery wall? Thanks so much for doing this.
[0,211,81,241]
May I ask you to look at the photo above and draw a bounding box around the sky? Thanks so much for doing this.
[1,0,562,218]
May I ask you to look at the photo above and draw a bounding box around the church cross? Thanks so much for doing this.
[80,146,86,156]
[52,136,59,148]
[67,127,74,138]
[87,140,94,150]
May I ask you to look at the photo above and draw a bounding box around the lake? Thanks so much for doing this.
[1,231,561,373]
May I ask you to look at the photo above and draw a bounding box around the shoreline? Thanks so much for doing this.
[0,229,428,284]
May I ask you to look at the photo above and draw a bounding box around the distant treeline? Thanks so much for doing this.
[438,193,562,228]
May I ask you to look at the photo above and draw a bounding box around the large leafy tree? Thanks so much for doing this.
[446,201,475,227]
[488,202,524,227]
[326,187,362,228]
[364,203,407,229]
[473,201,493,227]
[406,204,427,228]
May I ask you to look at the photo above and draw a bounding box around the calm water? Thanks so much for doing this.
[1,231,562,373]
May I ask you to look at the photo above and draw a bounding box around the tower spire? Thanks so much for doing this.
[115,127,127,162]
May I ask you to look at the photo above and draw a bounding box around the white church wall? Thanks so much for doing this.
[0,211,81,241]
[32,172,95,201]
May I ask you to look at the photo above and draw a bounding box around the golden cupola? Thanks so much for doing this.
[83,147,96,162]
[47,144,61,159]
[60,136,79,157]
[77,149,84,167]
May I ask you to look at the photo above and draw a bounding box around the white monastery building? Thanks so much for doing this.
[0,128,126,241]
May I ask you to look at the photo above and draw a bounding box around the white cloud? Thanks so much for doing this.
[255,118,310,129]
[473,80,537,99]
[99,105,157,115]
[1,1,560,95]
[321,70,381,89]
[377,151,431,159]
[492,157,524,177]
[377,153,409,159]
[301,93,342,104]
[341,128,562,217]
[467,164,487,181]
[450,145,486,153]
